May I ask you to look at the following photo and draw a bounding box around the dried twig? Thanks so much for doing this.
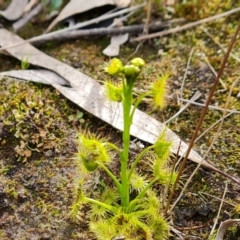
[132,6,240,41]
[143,0,152,34]
[126,41,144,62]
[179,47,194,107]
[210,182,228,237]
[202,53,227,90]
[33,20,184,45]
[176,97,240,114]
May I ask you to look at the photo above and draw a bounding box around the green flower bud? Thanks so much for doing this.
[130,58,145,69]
[105,58,123,75]
[123,64,140,78]
[82,155,99,172]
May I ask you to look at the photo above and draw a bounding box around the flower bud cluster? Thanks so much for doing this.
[105,58,145,82]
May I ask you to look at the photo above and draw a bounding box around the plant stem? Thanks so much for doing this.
[100,163,122,194]
[129,177,159,209]
[121,80,134,207]
[128,145,154,180]
[85,197,115,211]
[104,142,121,153]
[130,91,151,120]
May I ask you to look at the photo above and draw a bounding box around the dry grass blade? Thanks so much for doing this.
[179,47,194,106]
[176,98,240,114]
[202,53,227,90]
[210,182,228,237]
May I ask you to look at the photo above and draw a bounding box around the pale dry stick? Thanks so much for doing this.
[201,26,240,63]
[177,98,240,114]
[170,77,239,211]
[0,3,146,52]
[209,182,228,237]
[179,47,194,107]
[164,91,201,124]
[198,191,235,207]
[202,53,227,90]
[125,40,145,62]
[143,0,152,34]
[171,227,185,240]
[132,6,240,41]
[33,21,180,45]
[171,227,202,239]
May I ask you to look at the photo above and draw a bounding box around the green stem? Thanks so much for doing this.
[99,163,122,194]
[128,210,149,218]
[121,79,134,207]
[129,177,159,209]
[85,197,115,211]
[130,91,151,121]
[128,145,154,180]
[104,142,121,153]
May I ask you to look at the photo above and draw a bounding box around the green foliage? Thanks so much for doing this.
[68,110,85,123]
[76,132,111,171]
[104,81,123,102]
[50,0,63,11]
[151,73,169,109]
[21,56,30,70]
[42,0,63,12]
[73,58,174,239]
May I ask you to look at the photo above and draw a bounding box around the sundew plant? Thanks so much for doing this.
[72,58,176,240]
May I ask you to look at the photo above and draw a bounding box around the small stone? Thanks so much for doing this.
[173,81,179,86]
[112,235,126,240]
[237,91,240,99]
[45,150,54,157]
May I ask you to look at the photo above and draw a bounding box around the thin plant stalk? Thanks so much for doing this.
[85,197,115,211]
[128,145,155,180]
[121,80,134,207]
[99,163,122,194]
[104,142,121,153]
[129,177,159,209]
[130,91,151,120]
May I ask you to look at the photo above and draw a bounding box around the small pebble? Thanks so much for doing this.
[237,91,240,99]
[45,150,54,157]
